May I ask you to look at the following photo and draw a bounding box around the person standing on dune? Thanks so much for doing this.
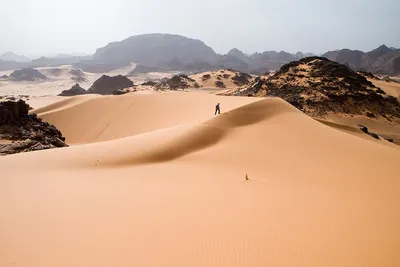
[215,103,221,115]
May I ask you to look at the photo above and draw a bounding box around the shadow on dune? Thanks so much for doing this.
[97,98,298,167]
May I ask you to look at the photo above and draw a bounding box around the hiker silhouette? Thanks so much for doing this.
[215,103,220,115]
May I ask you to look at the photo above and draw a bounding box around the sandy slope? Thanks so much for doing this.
[33,92,258,144]
[369,78,400,99]
[1,94,399,267]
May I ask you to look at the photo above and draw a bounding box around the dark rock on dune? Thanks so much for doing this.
[215,81,226,88]
[357,124,380,140]
[0,100,67,155]
[58,83,87,96]
[10,68,47,81]
[370,133,380,140]
[88,75,134,95]
[231,72,252,86]
[202,74,211,81]
[141,81,157,86]
[0,74,8,79]
[358,124,369,134]
[113,87,137,95]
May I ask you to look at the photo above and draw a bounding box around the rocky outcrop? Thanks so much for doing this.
[0,100,67,155]
[58,83,87,96]
[155,74,195,90]
[88,75,134,95]
[9,68,47,81]
[215,81,226,88]
[231,71,252,86]
[230,57,400,120]
[141,81,157,86]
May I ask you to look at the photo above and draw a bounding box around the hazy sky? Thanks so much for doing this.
[1,0,399,57]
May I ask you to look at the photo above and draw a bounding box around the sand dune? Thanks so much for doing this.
[370,78,400,99]
[1,93,399,267]
[33,92,259,144]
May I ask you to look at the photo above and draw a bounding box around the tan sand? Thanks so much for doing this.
[369,78,400,99]
[0,93,399,267]
[33,92,259,144]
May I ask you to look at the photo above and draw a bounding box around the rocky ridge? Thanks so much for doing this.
[230,57,400,120]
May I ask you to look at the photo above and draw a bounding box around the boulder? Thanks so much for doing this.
[58,84,87,96]
[88,75,134,95]
[358,124,369,134]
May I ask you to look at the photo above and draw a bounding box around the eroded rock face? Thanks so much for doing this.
[88,75,134,95]
[0,100,67,155]
[58,83,87,96]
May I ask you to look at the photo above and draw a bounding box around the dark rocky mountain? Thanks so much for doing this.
[9,68,47,81]
[218,54,249,73]
[58,84,87,96]
[229,57,400,120]
[322,45,400,75]
[0,52,30,62]
[370,50,400,75]
[88,75,134,95]
[0,35,398,75]
[226,48,250,63]
[94,33,219,67]
[0,100,67,155]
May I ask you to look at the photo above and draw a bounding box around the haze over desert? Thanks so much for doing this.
[1,0,400,266]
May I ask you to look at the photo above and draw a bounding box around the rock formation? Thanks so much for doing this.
[0,100,67,155]
[9,68,47,81]
[231,71,252,86]
[58,84,87,96]
[155,74,196,90]
[88,75,134,95]
[141,81,157,86]
[230,57,400,120]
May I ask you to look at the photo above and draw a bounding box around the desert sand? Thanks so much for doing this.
[1,91,399,267]
[369,78,400,100]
